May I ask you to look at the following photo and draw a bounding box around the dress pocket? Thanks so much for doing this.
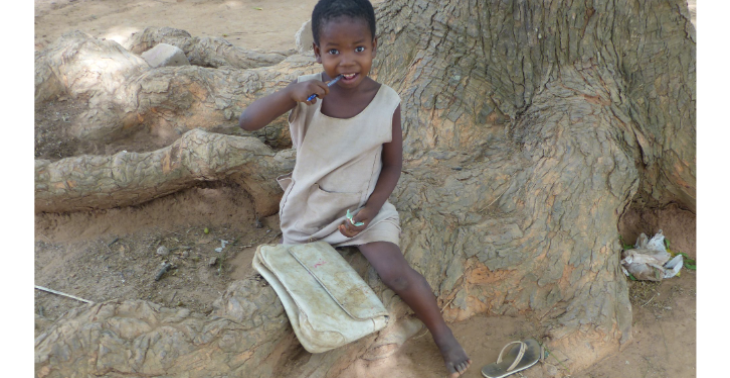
[295,184,362,234]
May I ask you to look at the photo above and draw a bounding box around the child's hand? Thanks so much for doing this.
[339,206,376,238]
[288,80,331,105]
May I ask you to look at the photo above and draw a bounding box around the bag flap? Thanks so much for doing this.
[254,243,390,353]
[288,242,388,320]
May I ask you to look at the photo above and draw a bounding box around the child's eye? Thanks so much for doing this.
[355,46,365,53]
[328,49,339,55]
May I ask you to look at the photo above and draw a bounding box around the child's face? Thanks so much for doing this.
[313,16,377,89]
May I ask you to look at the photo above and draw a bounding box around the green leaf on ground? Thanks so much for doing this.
[619,235,633,250]
[669,251,696,270]
[254,7,263,10]
[676,252,696,265]
[628,273,637,281]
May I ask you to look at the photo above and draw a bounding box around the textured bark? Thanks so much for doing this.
[35,129,295,216]
[371,0,695,368]
[34,281,292,378]
[372,0,694,367]
[34,0,695,376]
[35,250,411,378]
[35,30,318,150]
[125,26,294,69]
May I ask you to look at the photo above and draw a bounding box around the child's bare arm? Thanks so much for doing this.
[364,104,403,213]
[340,105,402,236]
[239,79,331,131]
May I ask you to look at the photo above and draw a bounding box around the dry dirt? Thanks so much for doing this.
[33,1,697,377]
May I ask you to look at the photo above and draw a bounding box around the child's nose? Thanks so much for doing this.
[339,53,356,66]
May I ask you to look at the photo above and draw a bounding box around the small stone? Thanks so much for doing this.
[156,246,170,256]
[141,43,190,68]
[154,262,172,281]
[181,251,189,258]
[208,257,218,266]
[545,364,559,377]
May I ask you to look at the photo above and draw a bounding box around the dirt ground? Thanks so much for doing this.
[32,0,698,377]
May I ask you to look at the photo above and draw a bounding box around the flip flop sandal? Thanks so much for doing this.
[481,339,542,378]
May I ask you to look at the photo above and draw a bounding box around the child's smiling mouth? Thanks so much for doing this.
[341,73,359,83]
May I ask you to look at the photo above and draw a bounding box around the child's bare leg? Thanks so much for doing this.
[358,242,471,377]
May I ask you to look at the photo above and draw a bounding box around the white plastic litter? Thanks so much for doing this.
[620,230,683,281]
[663,254,684,279]
[215,239,229,253]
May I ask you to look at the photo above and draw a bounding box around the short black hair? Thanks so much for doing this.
[311,0,376,46]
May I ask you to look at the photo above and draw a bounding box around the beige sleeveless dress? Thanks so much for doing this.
[277,73,401,247]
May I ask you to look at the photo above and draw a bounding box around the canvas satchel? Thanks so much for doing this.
[252,242,390,353]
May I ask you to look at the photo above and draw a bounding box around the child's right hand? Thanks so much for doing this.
[288,80,331,105]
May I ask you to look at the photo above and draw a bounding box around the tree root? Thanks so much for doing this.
[35,30,318,150]
[35,128,295,216]
[125,26,294,69]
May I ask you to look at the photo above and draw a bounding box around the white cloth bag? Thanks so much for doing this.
[253,242,390,353]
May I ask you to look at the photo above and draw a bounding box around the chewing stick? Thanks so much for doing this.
[306,75,343,101]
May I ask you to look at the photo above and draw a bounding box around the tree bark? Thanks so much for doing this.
[373,0,694,366]
[35,30,318,154]
[34,0,695,375]
[35,129,295,216]
[125,26,294,69]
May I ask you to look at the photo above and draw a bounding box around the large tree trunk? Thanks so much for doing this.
[372,0,695,366]
[34,0,695,376]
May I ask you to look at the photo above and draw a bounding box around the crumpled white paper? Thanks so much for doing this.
[215,239,229,253]
[620,230,683,281]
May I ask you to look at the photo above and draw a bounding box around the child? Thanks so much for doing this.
[239,0,471,376]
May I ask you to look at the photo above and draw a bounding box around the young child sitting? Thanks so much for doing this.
[239,0,471,376]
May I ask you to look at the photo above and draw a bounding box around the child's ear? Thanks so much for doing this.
[313,42,322,63]
[371,37,378,58]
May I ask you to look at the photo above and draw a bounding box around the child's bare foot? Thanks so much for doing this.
[434,330,471,377]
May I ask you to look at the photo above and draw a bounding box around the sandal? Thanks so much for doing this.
[481,339,541,378]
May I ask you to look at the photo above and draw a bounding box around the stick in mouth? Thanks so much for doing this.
[306,75,343,102]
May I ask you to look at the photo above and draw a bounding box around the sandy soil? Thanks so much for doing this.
[34,0,323,52]
[33,1,697,377]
